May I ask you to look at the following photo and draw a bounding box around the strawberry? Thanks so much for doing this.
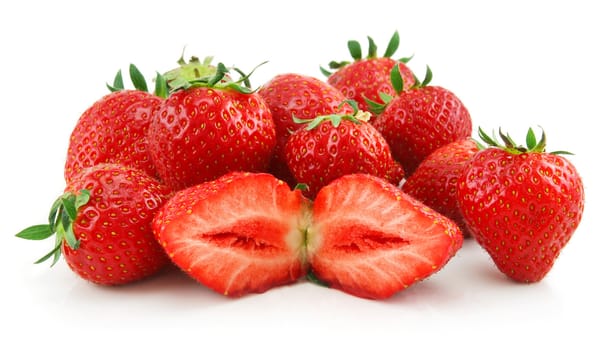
[152,171,462,299]
[147,62,276,190]
[64,65,164,183]
[456,128,585,282]
[321,31,415,117]
[372,66,472,177]
[307,173,463,299]
[153,172,310,297]
[17,163,172,285]
[402,138,478,237]
[258,73,351,185]
[284,102,399,198]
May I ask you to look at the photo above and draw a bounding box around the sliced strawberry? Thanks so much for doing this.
[153,172,310,296]
[307,173,463,299]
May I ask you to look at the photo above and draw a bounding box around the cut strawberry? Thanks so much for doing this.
[153,172,310,297]
[307,174,463,299]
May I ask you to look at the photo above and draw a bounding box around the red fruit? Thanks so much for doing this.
[258,73,351,184]
[402,138,478,237]
[17,163,172,285]
[322,31,415,117]
[64,89,162,184]
[457,128,585,282]
[372,66,472,177]
[307,173,463,299]
[153,172,309,297]
[284,105,398,198]
[147,63,276,190]
[152,171,462,299]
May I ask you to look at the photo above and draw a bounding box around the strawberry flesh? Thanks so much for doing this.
[307,174,463,299]
[153,172,309,296]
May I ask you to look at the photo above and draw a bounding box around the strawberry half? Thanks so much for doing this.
[307,173,463,299]
[153,172,309,297]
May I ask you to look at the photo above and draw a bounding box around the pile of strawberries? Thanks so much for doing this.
[17,32,585,299]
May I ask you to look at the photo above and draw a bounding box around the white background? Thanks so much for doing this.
[1,0,606,348]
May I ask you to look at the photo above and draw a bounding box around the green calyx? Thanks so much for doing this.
[293,100,370,131]
[16,190,90,266]
[107,63,170,99]
[476,127,573,155]
[320,30,413,77]
[364,64,432,115]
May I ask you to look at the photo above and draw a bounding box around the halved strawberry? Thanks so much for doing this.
[307,173,463,299]
[153,172,310,297]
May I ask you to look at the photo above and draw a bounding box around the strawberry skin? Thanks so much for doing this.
[258,73,350,184]
[328,58,414,115]
[373,85,472,177]
[457,133,585,282]
[153,172,310,297]
[285,112,397,198]
[147,87,276,191]
[307,174,463,299]
[402,138,478,237]
[64,90,162,184]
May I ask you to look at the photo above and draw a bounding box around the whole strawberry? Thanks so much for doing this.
[321,31,415,117]
[258,73,351,184]
[457,128,585,282]
[284,102,398,198]
[64,65,163,183]
[402,138,478,237]
[17,163,172,285]
[147,62,276,190]
[372,66,472,176]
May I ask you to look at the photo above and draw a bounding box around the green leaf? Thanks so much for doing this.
[341,99,359,113]
[306,270,328,287]
[129,63,149,92]
[329,114,342,127]
[329,60,348,69]
[64,224,80,250]
[106,69,124,92]
[320,66,332,77]
[48,197,62,230]
[208,62,229,86]
[379,92,393,104]
[294,183,309,192]
[526,128,537,150]
[75,189,90,210]
[61,195,77,221]
[421,65,433,87]
[367,36,377,58]
[34,243,62,265]
[390,63,403,94]
[348,40,362,60]
[398,55,414,64]
[154,72,169,99]
[16,225,53,240]
[365,96,387,115]
[383,31,400,58]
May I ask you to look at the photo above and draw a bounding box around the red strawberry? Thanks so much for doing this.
[258,73,351,184]
[147,62,276,190]
[372,66,472,176]
[17,163,172,285]
[456,128,585,282]
[153,172,309,297]
[307,173,463,299]
[322,31,415,117]
[64,65,163,183]
[402,138,478,237]
[284,103,399,198]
